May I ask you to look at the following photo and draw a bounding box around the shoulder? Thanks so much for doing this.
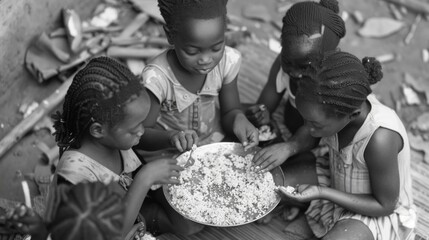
[223,46,242,64]
[364,127,402,162]
[56,151,100,184]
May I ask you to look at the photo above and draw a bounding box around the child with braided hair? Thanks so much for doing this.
[246,0,346,225]
[136,0,258,154]
[279,51,416,240]
[49,56,203,237]
[249,0,346,174]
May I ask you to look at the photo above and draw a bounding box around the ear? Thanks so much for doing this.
[349,109,361,121]
[163,25,174,45]
[89,122,106,139]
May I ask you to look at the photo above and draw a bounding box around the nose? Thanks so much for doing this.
[198,53,212,65]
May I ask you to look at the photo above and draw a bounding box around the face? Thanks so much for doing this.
[296,97,350,138]
[171,16,225,75]
[281,34,322,78]
[103,91,151,150]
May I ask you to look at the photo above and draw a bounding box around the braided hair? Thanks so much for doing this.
[47,182,124,240]
[281,0,346,54]
[52,56,143,156]
[297,51,383,117]
[158,0,228,37]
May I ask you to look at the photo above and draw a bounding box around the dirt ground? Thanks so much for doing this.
[0,0,428,237]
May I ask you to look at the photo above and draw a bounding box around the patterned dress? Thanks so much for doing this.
[55,149,141,190]
[306,94,417,240]
[142,46,242,146]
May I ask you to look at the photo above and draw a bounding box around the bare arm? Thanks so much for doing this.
[282,127,402,217]
[220,77,258,149]
[256,55,285,113]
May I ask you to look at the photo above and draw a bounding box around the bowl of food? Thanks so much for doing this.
[163,142,284,227]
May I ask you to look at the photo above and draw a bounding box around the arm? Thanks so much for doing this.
[137,91,197,152]
[121,159,183,237]
[253,119,319,172]
[281,127,401,217]
[257,54,285,113]
[246,55,285,126]
[219,77,258,149]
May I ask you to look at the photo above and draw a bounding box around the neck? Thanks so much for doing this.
[337,100,371,148]
[77,137,121,166]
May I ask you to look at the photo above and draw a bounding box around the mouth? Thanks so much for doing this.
[196,68,212,74]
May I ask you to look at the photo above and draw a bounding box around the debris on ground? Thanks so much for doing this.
[358,17,405,38]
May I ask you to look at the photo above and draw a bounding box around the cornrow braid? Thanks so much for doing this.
[158,0,228,35]
[281,0,345,52]
[52,56,143,156]
[297,51,383,117]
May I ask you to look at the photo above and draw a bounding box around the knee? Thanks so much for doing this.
[172,220,204,236]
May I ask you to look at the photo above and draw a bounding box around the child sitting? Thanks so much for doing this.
[248,0,346,173]
[279,51,416,240]
[49,56,202,237]
[137,0,258,154]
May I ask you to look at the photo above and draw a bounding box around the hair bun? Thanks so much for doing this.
[362,57,383,85]
[320,0,340,13]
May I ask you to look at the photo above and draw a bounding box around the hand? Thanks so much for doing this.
[278,184,322,202]
[252,142,296,172]
[137,158,184,185]
[169,130,198,152]
[245,104,270,127]
[233,114,259,151]
[1,203,48,237]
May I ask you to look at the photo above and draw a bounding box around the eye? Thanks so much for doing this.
[184,48,199,55]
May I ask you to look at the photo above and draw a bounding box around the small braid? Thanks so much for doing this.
[52,56,143,156]
[297,51,383,117]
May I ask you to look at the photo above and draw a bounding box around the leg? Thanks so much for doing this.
[147,188,204,236]
[322,219,374,240]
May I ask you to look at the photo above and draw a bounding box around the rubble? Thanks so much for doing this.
[358,17,405,38]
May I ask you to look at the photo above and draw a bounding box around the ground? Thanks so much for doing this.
[0,0,428,239]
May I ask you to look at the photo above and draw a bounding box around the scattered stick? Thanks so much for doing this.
[0,77,73,159]
[404,14,422,45]
[107,46,163,59]
[388,3,403,20]
[382,0,429,16]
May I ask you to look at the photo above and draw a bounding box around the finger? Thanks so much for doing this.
[259,157,279,172]
[171,165,184,172]
[178,133,189,152]
[191,131,199,145]
[172,136,184,152]
[254,150,270,166]
[184,134,193,150]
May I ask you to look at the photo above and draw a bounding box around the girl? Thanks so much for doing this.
[248,0,346,172]
[137,0,258,154]
[280,51,416,240]
[49,56,202,237]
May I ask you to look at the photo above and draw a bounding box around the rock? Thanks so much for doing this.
[242,4,271,22]
[358,17,405,38]
[411,112,429,132]
[408,133,429,164]
[404,73,429,104]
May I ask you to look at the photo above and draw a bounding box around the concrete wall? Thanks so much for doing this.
[0,0,99,137]
[0,0,100,201]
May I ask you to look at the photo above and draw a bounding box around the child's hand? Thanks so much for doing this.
[139,158,184,185]
[170,130,198,152]
[252,143,291,172]
[233,114,259,151]
[277,184,322,202]
[245,104,270,127]
[2,203,48,237]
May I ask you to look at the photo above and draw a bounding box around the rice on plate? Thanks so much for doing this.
[163,142,284,227]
